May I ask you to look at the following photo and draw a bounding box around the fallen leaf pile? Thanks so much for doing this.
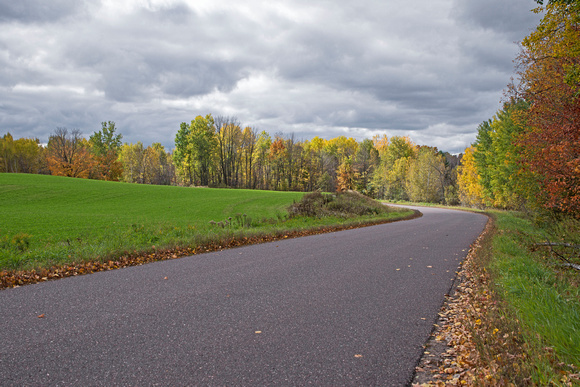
[413,218,580,386]
[0,211,421,290]
[412,217,511,386]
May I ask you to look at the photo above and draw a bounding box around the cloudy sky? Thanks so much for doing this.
[1,0,542,154]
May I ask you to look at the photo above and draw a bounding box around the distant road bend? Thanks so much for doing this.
[0,206,487,386]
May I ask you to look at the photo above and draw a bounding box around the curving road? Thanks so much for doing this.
[0,206,487,386]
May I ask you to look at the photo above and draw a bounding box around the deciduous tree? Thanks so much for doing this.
[372,136,416,200]
[47,128,95,178]
[214,116,242,187]
[353,138,379,195]
[457,146,486,208]
[512,1,580,215]
[0,133,46,174]
[337,157,357,192]
[254,131,272,190]
[119,142,145,183]
[405,147,445,203]
[89,121,123,181]
[241,126,258,188]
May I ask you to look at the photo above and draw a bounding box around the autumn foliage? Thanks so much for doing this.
[46,128,96,178]
[0,133,46,174]
[457,146,485,209]
[514,2,580,215]
[458,2,580,218]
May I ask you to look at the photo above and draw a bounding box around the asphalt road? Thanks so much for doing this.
[0,206,487,386]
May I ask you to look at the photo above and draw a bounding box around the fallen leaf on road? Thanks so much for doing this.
[37,314,45,318]
[354,354,363,358]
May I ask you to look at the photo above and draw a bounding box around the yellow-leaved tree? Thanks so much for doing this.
[457,146,485,208]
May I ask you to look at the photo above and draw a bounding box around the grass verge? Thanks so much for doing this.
[414,210,580,386]
[0,174,415,289]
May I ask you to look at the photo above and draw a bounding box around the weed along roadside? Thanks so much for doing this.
[0,175,417,289]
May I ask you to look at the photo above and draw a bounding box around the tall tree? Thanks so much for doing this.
[89,121,123,156]
[457,146,486,208]
[255,131,272,190]
[353,138,379,195]
[0,133,46,174]
[143,143,173,185]
[472,120,495,206]
[174,115,218,186]
[89,121,123,181]
[372,136,416,200]
[47,128,95,178]
[336,157,357,192]
[241,126,258,188]
[173,122,195,185]
[269,136,286,190]
[405,147,446,203]
[214,116,242,187]
[190,115,218,186]
[119,142,145,184]
[512,1,580,215]
[284,133,298,191]
[0,133,15,172]
[309,136,326,190]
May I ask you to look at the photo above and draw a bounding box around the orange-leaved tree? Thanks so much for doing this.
[46,128,96,178]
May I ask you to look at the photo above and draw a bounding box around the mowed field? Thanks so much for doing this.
[0,173,304,270]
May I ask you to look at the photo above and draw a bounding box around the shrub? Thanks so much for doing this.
[288,191,389,218]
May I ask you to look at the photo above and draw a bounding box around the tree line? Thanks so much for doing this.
[173,114,462,202]
[0,117,462,204]
[0,122,175,186]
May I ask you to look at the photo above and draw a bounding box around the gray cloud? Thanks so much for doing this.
[0,0,89,23]
[452,0,540,41]
[0,0,542,154]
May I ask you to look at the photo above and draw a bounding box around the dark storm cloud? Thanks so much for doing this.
[0,0,543,154]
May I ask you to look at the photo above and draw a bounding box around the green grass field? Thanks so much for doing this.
[0,174,411,272]
[0,173,306,270]
[1,173,303,239]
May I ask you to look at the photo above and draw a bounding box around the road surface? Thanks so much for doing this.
[0,206,487,386]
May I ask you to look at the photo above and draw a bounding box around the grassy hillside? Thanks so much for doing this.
[1,173,302,240]
[0,174,304,270]
[0,174,412,273]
